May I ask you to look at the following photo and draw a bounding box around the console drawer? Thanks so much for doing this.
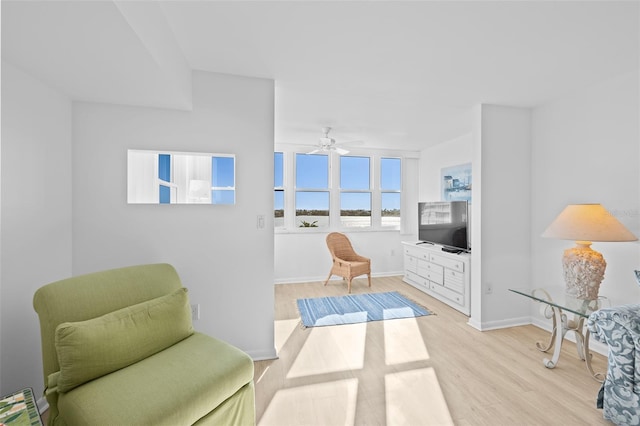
[405,254,417,273]
[429,253,465,272]
[417,261,443,284]
[405,246,429,261]
[445,269,464,287]
[430,281,464,305]
[405,270,429,288]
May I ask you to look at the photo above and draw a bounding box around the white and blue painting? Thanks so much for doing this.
[441,163,472,202]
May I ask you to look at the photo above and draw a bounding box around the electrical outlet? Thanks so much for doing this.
[191,304,200,321]
[485,283,493,294]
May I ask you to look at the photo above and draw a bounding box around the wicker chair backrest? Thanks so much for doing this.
[326,232,359,261]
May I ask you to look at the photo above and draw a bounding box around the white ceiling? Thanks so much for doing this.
[2,1,638,151]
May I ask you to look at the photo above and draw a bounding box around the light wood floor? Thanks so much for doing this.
[254,276,609,426]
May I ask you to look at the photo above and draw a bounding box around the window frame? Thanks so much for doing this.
[274,152,285,229]
[294,153,330,229]
[339,155,372,229]
[274,149,404,233]
[380,156,402,229]
[210,154,236,205]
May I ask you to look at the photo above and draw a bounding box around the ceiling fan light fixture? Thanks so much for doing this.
[319,137,334,146]
[305,126,356,155]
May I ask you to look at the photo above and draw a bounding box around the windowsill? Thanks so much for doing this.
[274,227,401,234]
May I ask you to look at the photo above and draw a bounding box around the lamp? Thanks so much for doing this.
[542,204,638,300]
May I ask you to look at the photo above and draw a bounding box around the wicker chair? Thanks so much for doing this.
[323,232,371,293]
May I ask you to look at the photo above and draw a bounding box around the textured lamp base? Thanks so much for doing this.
[562,242,606,300]
[562,241,607,300]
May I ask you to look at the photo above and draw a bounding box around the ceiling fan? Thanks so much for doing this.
[306,127,361,155]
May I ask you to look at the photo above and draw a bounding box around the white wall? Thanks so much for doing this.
[275,231,405,284]
[419,133,472,202]
[72,71,276,359]
[531,70,640,312]
[0,62,73,397]
[421,106,533,330]
[471,105,532,329]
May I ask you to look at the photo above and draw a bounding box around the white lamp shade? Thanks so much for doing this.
[542,204,638,242]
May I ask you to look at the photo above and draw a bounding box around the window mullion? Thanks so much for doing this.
[330,152,341,229]
[371,155,381,229]
[285,151,296,230]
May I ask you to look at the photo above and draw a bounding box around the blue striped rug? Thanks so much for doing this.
[297,291,431,328]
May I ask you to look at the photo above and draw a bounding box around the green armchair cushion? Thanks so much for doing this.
[56,332,255,425]
[54,287,194,393]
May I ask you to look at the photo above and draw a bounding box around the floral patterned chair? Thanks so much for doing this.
[587,303,640,425]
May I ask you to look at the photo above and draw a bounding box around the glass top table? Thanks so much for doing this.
[509,287,605,317]
[509,286,605,382]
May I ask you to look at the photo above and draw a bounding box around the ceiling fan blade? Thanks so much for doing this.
[306,148,321,154]
[335,147,350,155]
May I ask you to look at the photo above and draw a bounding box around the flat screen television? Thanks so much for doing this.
[418,201,469,252]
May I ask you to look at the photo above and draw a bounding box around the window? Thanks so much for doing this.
[158,154,173,204]
[274,151,402,231]
[211,156,235,205]
[274,152,284,228]
[381,157,401,227]
[295,154,329,228]
[296,191,330,228]
[340,156,371,228]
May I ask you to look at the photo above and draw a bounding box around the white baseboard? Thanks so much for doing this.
[467,316,531,331]
[275,276,324,285]
[37,396,49,415]
[275,271,403,285]
[468,315,609,357]
[247,347,278,361]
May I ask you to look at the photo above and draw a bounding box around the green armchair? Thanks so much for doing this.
[33,263,255,425]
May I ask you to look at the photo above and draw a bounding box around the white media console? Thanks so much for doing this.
[401,241,471,316]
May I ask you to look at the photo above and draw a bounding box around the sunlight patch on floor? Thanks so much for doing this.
[274,319,300,353]
[258,379,358,426]
[385,368,454,426]
[314,311,368,326]
[287,323,366,379]
[256,365,270,384]
[384,317,430,365]
[383,306,417,320]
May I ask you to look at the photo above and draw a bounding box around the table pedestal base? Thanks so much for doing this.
[536,303,604,382]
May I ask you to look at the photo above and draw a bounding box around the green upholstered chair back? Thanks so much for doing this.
[33,263,182,397]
